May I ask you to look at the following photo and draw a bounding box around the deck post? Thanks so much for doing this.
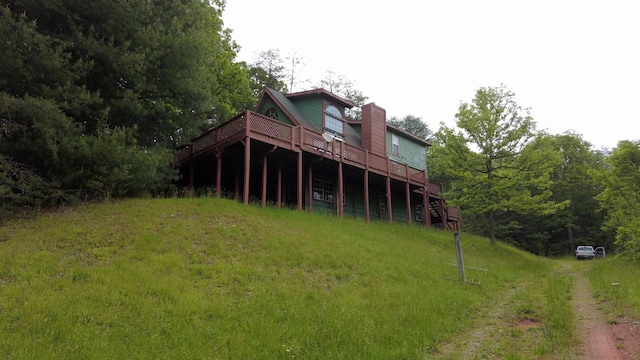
[261,154,267,207]
[215,151,222,198]
[243,137,251,205]
[297,151,303,211]
[423,183,430,228]
[277,161,282,207]
[405,182,411,225]
[307,165,313,212]
[364,169,370,223]
[338,161,344,218]
[386,176,392,223]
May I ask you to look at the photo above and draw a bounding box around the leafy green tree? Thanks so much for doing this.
[210,28,255,126]
[493,133,609,255]
[3,0,253,147]
[0,154,54,221]
[594,140,640,259]
[248,49,288,97]
[388,115,433,140]
[0,93,176,203]
[435,85,566,244]
[0,6,97,119]
[1,0,253,218]
[544,133,610,253]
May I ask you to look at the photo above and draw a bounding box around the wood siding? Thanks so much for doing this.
[256,98,294,125]
[291,97,323,130]
[386,130,427,171]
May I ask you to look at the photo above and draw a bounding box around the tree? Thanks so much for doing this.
[594,140,640,260]
[209,28,255,127]
[285,51,309,93]
[3,0,253,147]
[0,6,97,119]
[543,132,610,253]
[248,49,288,97]
[1,0,252,216]
[387,115,433,140]
[435,85,566,244]
[0,93,177,203]
[494,133,610,255]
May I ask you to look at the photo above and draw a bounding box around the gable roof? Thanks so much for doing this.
[257,87,362,146]
[256,88,318,130]
[386,123,432,147]
[285,88,354,109]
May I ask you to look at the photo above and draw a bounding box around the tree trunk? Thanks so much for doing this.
[489,210,496,244]
[487,168,496,244]
[567,225,574,254]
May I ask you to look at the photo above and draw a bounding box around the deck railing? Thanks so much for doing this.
[177,110,450,197]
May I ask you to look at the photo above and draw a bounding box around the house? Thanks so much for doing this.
[176,87,460,231]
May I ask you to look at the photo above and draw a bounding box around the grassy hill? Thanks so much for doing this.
[0,197,578,359]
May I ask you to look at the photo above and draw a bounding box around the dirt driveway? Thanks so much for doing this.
[429,263,640,359]
[572,267,640,359]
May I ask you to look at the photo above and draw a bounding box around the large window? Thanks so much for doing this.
[324,105,344,135]
[392,134,400,156]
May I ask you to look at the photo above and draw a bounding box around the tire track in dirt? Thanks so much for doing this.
[429,264,640,359]
[427,286,519,360]
[572,268,639,360]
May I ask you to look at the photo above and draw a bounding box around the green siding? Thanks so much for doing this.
[386,131,427,171]
[307,177,426,226]
[256,99,294,125]
[291,97,323,130]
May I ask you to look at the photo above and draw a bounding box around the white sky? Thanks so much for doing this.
[222,0,639,150]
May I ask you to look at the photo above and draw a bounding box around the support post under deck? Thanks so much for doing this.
[297,151,302,210]
[243,137,251,205]
[386,176,392,223]
[364,169,370,223]
[261,154,267,207]
[406,183,412,225]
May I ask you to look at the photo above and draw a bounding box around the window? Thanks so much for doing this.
[392,134,400,156]
[313,179,324,200]
[415,204,423,222]
[265,107,278,119]
[324,105,344,135]
[313,178,335,202]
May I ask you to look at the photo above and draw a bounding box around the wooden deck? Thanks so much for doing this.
[176,110,459,225]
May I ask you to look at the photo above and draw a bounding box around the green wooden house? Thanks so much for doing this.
[176,87,459,230]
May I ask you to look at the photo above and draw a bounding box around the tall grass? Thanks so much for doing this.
[588,257,640,318]
[0,198,557,359]
[536,274,575,357]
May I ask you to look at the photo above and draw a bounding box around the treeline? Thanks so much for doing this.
[427,85,639,259]
[0,1,254,215]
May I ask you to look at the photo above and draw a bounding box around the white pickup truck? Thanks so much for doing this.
[575,245,595,260]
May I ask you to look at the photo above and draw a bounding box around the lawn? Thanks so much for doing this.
[0,197,574,359]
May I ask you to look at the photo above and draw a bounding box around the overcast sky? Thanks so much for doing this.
[223,0,639,149]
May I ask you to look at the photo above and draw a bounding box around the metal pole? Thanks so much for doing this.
[454,232,466,283]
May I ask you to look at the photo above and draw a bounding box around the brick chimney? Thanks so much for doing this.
[361,103,387,157]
